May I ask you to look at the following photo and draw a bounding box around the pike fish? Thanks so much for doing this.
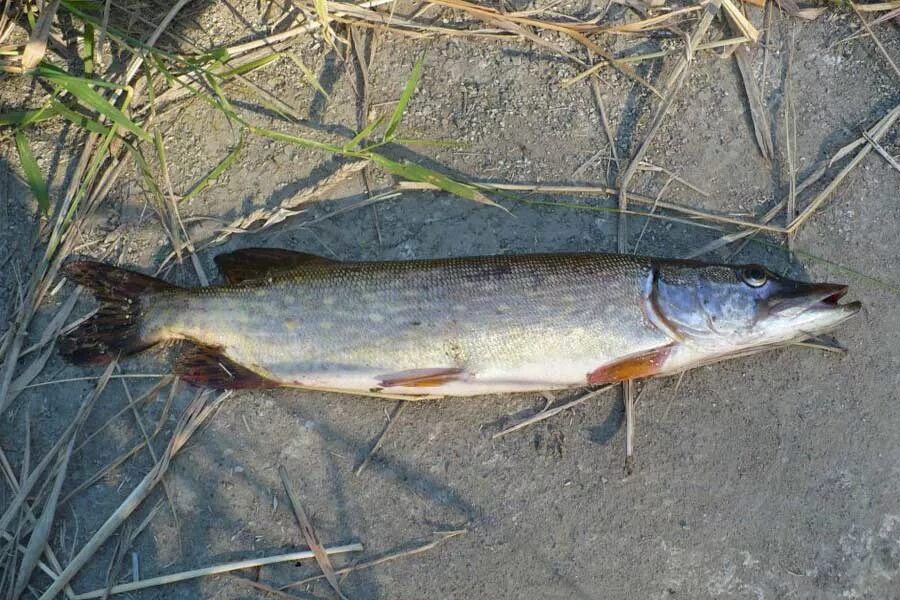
[60,248,861,396]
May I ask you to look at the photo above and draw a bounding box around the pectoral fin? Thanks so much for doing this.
[214,248,339,284]
[174,343,279,390]
[378,368,466,388]
[587,345,674,384]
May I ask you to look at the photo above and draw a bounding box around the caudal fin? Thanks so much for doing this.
[59,261,176,365]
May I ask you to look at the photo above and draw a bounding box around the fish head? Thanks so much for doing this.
[645,261,861,353]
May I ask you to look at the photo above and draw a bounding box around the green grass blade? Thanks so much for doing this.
[60,0,175,61]
[205,73,239,123]
[63,0,102,9]
[287,54,329,98]
[14,131,50,214]
[368,153,505,210]
[35,63,126,90]
[391,137,468,149]
[50,101,111,135]
[344,116,384,151]
[250,126,344,154]
[218,52,280,79]
[149,54,178,88]
[314,0,335,49]
[129,143,166,203]
[384,54,424,140]
[0,107,58,127]
[182,133,245,203]
[0,110,38,126]
[153,128,169,183]
[81,22,95,75]
[198,47,231,64]
[36,66,149,141]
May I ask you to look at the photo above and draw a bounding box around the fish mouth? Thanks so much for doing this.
[770,282,861,317]
[814,283,848,307]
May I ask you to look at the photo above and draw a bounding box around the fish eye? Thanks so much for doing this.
[740,266,767,287]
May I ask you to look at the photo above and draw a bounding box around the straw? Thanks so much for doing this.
[71,544,363,599]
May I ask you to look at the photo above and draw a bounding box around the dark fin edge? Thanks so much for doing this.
[214,248,339,285]
[59,261,175,365]
[173,342,279,390]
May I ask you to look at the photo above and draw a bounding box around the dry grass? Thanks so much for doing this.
[615,0,724,251]
[2,0,897,596]
[70,542,363,599]
[282,530,465,590]
[493,386,615,439]
[279,465,348,600]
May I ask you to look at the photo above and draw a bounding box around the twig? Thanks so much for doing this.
[117,369,180,532]
[851,3,900,82]
[75,377,175,453]
[0,363,114,537]
[616,0,724,252]
[851,1,900,13]
[287,192,399,231]
[589,78,619,182]
[283,531,464,590]
[204,159,369,247]
[12,435,74,598]
[22,373,168,390]
[636,162,709,197]
[70,543,363,599]
[689,103,900,256]
[397,181,787,233]
[279,466,348,600]
[424,0,662,96]
[720,0,760,42]
[221,0,396,57]
[760,0,773,99]
[861,131,900,174]
[623,380,635,475]
[63,382,175,506]
[234,576,309,600]
[784,27,798,250]
[564,37,749,86]
[734,42,773,161]
[38,391,229,600]
[634,176,674,253]
[0,531,67,589]
[96,0,111,69]
[788,103,900,233]
[493,386,614,439]
[355,402,405,475]
[21,0,61,69]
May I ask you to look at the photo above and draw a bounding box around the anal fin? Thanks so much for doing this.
[587,345,674,385]
[174,343,279,390]
[214,248,339,284]
[378,368,466,388]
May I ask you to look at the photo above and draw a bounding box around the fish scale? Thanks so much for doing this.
[139,254,666,394]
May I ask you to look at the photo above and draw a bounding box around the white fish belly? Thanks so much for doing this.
[277,359,602,397]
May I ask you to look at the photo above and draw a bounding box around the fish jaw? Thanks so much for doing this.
[654,301,862,377]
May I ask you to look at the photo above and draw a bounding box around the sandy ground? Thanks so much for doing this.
[1,1,900,598]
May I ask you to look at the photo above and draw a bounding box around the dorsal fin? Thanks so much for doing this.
[214,248,339,284]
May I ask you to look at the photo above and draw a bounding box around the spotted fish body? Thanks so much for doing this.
[60,249,861,396]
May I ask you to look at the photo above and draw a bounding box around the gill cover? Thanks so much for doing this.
[642,261,860,351]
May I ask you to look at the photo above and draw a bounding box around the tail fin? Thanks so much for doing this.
[59,261,177,365]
